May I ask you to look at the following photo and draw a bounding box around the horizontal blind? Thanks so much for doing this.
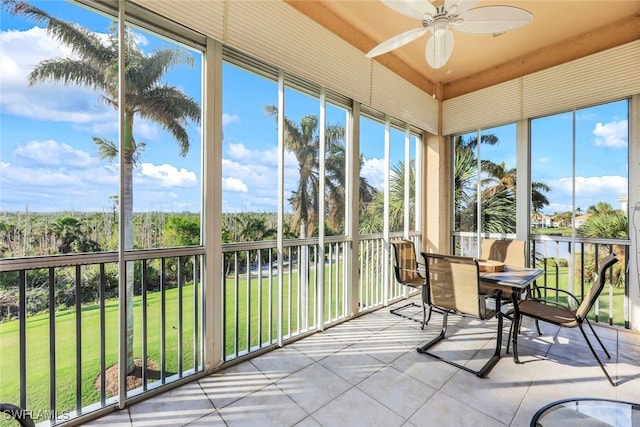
[444,40,640,136]
[225,0,372,106]
[132,0,437,132]
[370,62,439,134]
[442,79,522,135]
[131,0,224,44]
[523,40,640,119]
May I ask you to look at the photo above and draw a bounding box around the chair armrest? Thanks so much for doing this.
[527,286,581,309]
[397,267,422,275]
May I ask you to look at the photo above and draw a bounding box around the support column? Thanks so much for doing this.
[629,93,640,333]
[423,132,451,255]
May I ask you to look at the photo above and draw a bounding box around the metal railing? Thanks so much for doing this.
[453,232,631,328]
[357,233,422,313]
[221,238,351,362]
[0,234,425,424]
[0,247,205,425]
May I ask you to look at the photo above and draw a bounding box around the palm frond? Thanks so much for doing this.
[28,58,108,90]
[3,0,113,64]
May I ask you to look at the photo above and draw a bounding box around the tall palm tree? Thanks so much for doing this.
[264,105,359,236]
[360,161,414,234]
[4,0,200,373]
[454,135,551,234]
[481,160,550,215]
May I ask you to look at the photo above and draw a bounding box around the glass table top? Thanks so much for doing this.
[532,398,640,427]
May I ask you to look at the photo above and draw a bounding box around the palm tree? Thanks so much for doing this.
[51,216,83,254]
[531,181,551,213]
[578,209,628,239]
[264,105,362,236]
[4,0,200,373]
[360,160,413,234]
[587,201,615,215]
[455,133,551,234]
[481,160,551,214]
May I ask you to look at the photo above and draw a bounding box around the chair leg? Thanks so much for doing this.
[583,318,611,358]
[422,304,432,330]
[390,301,424,323]
[506,316,513,354]
[512,312,522,364]
[478,312,503,378]
[578,322,616,386]
[417,310,448,354]
[417,311,502,378]
[508,318,540,354]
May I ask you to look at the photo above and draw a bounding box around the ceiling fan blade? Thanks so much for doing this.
[425,29,454,69]
[381,0,436,21]
[444,0,481,16]
[454,6,533,34]
[366,27,429,58]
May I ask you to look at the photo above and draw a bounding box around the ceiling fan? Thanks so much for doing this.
[366,0,533,69]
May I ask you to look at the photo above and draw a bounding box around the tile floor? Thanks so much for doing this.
[84,297,640,427]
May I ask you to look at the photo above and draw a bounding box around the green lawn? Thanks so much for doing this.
[0,285,197,418]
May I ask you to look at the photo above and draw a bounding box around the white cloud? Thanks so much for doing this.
[544,175,628,213]
[136,163,197,187]
[0,26,113,124]
[226,142,279,166]
[14,140,98,167]
[361,157,385,190]
[227,143,253,160]
[593,120,628,148]
[223,177,248,192]
[550,175,628,195]
[223,113,240,126]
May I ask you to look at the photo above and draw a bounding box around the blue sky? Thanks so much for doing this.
[0,1,629,216]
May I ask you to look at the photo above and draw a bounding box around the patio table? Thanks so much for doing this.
[530,397,640,426]
[479,265,544,357]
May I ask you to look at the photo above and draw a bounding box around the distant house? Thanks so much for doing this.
[573,213,590,228]
[531,212,552,228]
[617,195,628,212]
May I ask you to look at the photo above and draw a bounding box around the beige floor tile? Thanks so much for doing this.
[390,346,459,390]
[128,381,215,427]
[80,303,640,427]
[318,346,385,385]
[217,383,308,426]
[293,415,323,426]
[276,363,351,413]
[184,410,225,426]
[350,336,415,365]
[80,409,132,426]
[439,364,530,425]
[357,365,437,417]
[249,346,315,382]
[311,387,405,427]
[197,361,272,409]
[409,391,507,427]
[288,331,351,361]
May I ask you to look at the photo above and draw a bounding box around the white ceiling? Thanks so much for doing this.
[287,0,640,99]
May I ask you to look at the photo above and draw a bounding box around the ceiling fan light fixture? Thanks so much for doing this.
[366,0,533,70]
[432,19,449,35]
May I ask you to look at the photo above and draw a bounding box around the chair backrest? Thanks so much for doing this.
[481,239,526,267]
[391,239,422,284]
[576,254,618,321]
[423,253,491,319]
